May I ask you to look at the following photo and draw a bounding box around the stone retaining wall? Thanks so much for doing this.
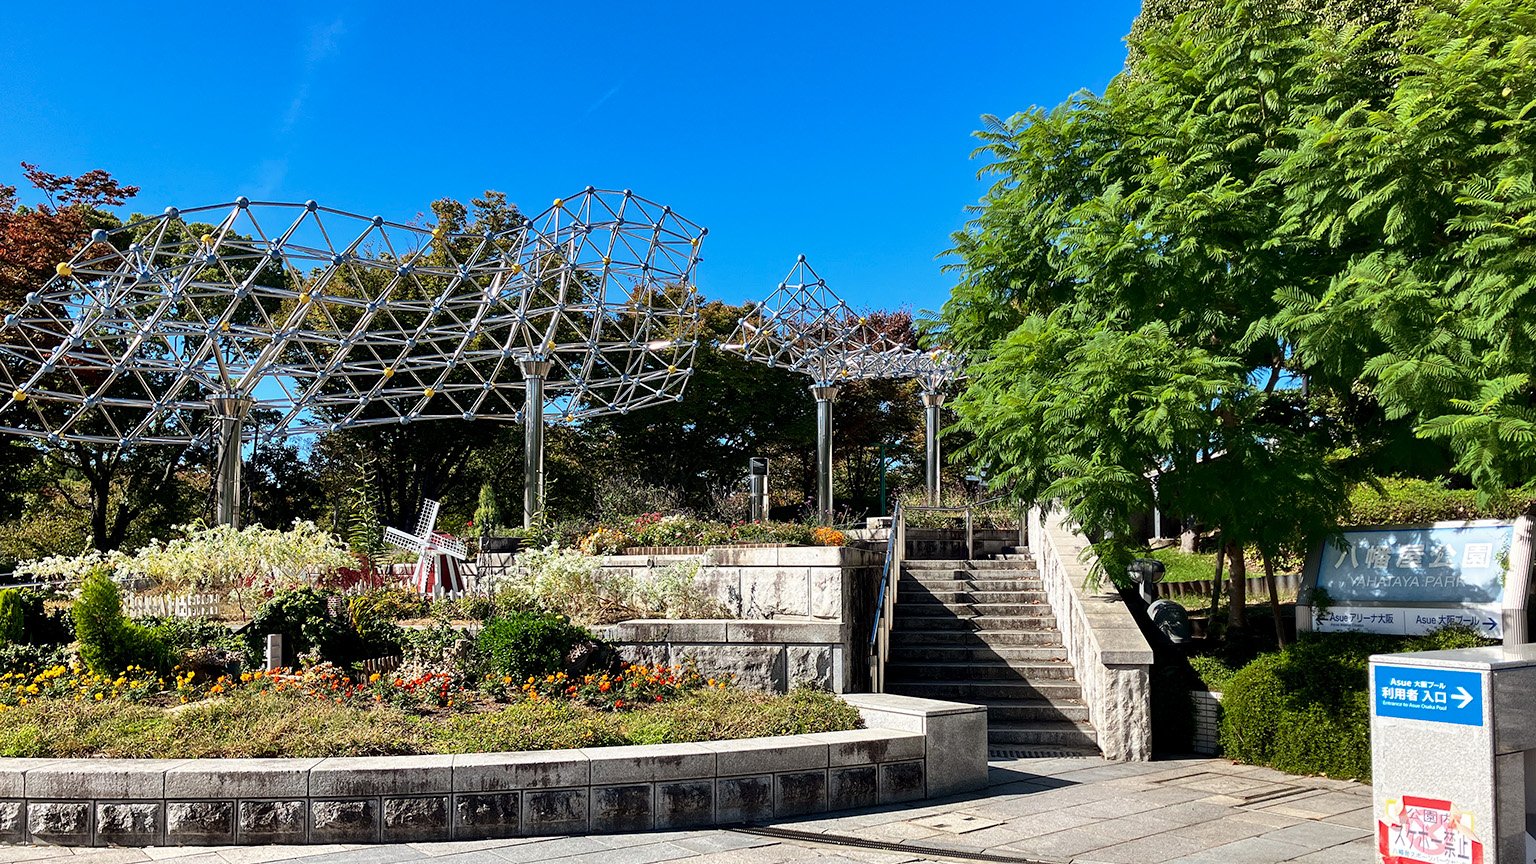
[598,620,849,693]
[0,694,985,847]
[1028,505,1155,761]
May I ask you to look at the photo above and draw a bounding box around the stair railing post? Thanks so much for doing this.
[965,509,973,561]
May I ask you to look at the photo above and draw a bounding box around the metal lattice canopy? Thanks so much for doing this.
[859,346,966,393]
[476,188,705,424]
[721,255,907,519]
[0,190,706,451]
[721,256,907,386]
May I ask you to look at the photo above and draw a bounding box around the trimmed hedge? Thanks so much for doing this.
[1347,477,1536,525]
[1220,626,1489,781]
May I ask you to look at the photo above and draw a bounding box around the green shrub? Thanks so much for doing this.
[1187,654,1238,692]
[1219,626,1496,781]
[477,612,607,682]
[245,588,368,667]
[345,589,419,657]
[0,643,69,675]
[141,616,244,655]
[1347,477,1536,525]
[18,589,69,645]
[0,591,23,645]
[72,567,170,675]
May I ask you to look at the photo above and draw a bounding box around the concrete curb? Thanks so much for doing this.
[2,694,986,847]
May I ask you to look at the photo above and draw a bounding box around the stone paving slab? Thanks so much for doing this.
[0,756,1374,864]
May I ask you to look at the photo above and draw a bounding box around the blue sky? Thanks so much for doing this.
[0,1,1139,316]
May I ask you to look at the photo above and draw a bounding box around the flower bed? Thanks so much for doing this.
[0,662,859,758]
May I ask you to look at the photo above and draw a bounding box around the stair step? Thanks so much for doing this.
[888,680,1084,701]
[968,699,1092,723]
[885,660,1078,681]
[888,645,1069,663]
[892,616,1054,633]
[894,630,1064,646]
[987,722,1099,748]
[902,559,1040,571]
[900,579,1043,593]
[898,602,1052,618]
[902,590,1050,605]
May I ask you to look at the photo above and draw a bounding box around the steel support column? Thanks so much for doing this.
[922,390,945,506]
[209,394,254,528]
[811,384,840,521]
[520,359,552,527]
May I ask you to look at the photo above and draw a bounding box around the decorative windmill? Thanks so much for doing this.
[384,499,470,598]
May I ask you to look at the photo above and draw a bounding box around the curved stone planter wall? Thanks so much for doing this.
[2,694,985,847]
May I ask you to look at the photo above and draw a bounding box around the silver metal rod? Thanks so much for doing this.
[210,394,253,528]
[922,390,945,507]
[520,359,551,527]
[811,384,840,522]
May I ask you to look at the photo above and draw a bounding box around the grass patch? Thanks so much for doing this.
[1149,548,1218,583]
[0,687,861,758]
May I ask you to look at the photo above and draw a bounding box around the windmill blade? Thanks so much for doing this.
[414,499,441,538]
[383,526,423,552]
[435,535,470,560]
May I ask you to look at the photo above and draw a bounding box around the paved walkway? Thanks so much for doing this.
[0,756,1375,864]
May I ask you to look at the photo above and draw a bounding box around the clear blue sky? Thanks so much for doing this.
[0,2,1139,315]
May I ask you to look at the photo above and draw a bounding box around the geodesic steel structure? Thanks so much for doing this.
[0,188,706,527]
[722,256,909,519]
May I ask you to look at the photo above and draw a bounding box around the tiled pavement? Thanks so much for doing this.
[0,756,1375,864]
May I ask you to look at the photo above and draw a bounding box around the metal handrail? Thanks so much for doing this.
[867,500,904,693]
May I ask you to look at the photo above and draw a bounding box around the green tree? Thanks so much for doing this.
[1270,0,1536,494]
[943,0,1377,627]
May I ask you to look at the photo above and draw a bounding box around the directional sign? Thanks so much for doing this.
[1373,665,1485,727]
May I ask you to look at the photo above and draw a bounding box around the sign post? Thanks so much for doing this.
[1298,518,1534,644]
[1370,645,1536,863]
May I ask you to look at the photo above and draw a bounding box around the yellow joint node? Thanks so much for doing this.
[55,262,73,278]
[220,321,231,332]
[667,365,677,373]
[424,387,435,398]
[200,234,214,245]
[383,367,395,378]
[602,257,611,266]
[510,263,523,274]
[10,390,24,402]
[552,198,563,208]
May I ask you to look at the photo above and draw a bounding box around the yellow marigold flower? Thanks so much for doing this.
[94,693,103,701]
[369,673,381,683]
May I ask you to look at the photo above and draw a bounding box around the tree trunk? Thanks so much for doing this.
[1226,540,1248,630]
[1264,552,1286,647]
[1207,543,1225,627]
[89,471,111,552]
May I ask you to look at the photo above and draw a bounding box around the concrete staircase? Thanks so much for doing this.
[882,550,1099,753]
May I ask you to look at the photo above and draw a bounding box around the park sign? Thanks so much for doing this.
[1296,518,1536,643]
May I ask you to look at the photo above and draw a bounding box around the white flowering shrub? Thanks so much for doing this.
[16,521,355,614]
[485,544,728,625]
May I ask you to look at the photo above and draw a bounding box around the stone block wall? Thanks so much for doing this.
[597,620,849,693]
[0,695,986,846]
[1191,690,1223,755]
[1028,506,1155,761]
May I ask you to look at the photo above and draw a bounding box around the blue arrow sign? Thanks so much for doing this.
[1373,664,1484,727]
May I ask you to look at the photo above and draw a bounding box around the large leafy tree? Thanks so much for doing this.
[1271,0,1536,492]
[942,0,1388,627]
